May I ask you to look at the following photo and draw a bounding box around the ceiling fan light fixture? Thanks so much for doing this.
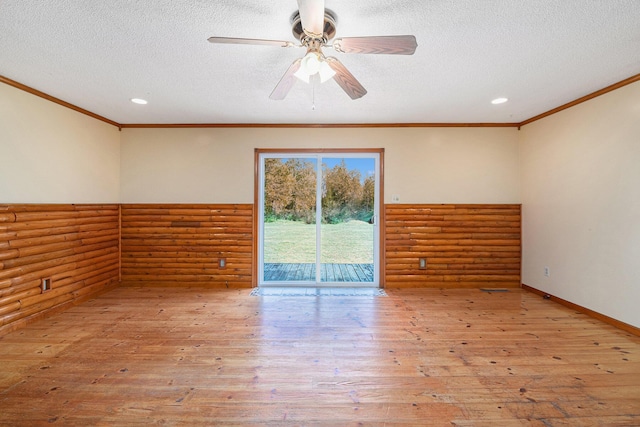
[293,66,311,83]
[303,52,322,74]
[318,61,336,83]
[294,50,335,83]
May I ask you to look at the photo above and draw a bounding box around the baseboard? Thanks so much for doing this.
[521,283,639,337]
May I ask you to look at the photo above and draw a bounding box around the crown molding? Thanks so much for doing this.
[518,72,640,128]
[0,75,120,129]
[118,122,519,128]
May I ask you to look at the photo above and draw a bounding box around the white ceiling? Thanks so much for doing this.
[1,1,639,125]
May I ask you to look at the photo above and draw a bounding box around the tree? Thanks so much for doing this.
[322,160,363,223]
[287,159,316,223]
[265,158,374,224]
[264,159,294,218]
[361,175,375,212]
[264,158,317,222]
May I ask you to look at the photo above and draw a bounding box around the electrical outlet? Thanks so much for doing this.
[41,277,52,293]
[544,266,550,277]
[419,258,427,269]
[391,194,400,203]
[219,258,226,269]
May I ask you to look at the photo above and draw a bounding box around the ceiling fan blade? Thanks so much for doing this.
[325,57,367,100]
[297,0,325,37]
[208,36,294,48]
[269,59,303,100]
[333,35,417,55]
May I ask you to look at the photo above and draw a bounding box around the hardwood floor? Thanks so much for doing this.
[0,287,638,426]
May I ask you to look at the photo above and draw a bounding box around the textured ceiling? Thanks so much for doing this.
[1,0,639,125]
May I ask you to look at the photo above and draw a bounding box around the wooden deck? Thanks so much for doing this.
[264,262,374,282]
[0,287,639,425]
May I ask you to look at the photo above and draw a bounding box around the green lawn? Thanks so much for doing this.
[264,219,374,263]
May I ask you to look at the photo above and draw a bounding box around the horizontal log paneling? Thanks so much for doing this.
[120,204,253,288]
[0,204,120,336]
[385,204,521,288]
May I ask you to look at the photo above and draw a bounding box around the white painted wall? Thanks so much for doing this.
[120,127,520,204]
[0,84,120,203]
[520,81,640,327]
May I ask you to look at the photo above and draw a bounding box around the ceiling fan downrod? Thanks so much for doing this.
[291,9,337,45]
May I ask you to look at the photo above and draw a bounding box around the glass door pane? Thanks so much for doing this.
[259,152,379,287]
[262,157,317,284]
[320,156,376,284]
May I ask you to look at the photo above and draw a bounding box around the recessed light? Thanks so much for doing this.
[130,98,148,105]
[491,97,508,105]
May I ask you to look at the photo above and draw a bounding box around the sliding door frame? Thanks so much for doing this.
[253,148,385,288]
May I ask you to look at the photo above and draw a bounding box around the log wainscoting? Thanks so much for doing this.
[120,204,254,288]
[119,203,520,288]
[385,204,521,288]
[0,204,120,335]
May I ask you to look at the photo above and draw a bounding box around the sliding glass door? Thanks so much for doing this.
[258,151,380,287]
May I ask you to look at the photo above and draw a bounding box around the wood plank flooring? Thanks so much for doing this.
[0,287,638,426]
[264,263,374,282]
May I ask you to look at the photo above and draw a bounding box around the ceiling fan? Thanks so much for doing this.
[208,0,417,100]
